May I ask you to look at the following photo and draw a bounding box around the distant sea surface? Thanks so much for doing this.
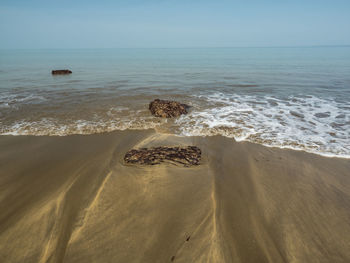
[1,47,349,157]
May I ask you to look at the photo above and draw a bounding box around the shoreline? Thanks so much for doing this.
[1,128,350,160]
[1,129,350,262]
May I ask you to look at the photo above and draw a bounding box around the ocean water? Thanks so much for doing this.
[0,47,350,158]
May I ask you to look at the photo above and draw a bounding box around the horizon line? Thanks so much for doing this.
[1,45,350,50]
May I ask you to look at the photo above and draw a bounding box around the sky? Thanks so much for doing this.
[0,0,349,48]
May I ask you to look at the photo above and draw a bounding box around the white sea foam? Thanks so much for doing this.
[1,92,349,158]
[1,115,164,136]
[175,93,350,158]
[0,93,47,108]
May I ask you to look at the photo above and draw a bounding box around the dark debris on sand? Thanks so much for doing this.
[124,146,201,167]
[149,99,189,118]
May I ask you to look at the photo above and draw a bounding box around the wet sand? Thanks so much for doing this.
[0,130,349,263]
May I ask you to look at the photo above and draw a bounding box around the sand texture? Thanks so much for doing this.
[0,130,350,263]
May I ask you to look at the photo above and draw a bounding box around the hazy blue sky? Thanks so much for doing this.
[0,0,349,48]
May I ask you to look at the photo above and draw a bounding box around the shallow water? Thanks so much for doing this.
[0,47,350,157]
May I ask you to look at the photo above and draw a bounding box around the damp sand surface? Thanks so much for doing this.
[0,130,350,262]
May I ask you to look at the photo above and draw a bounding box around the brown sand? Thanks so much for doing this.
[0,130,349,263]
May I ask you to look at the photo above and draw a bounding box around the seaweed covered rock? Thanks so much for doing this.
[149,99,189,118]
[124,146,201,167]
[52,69,72,75]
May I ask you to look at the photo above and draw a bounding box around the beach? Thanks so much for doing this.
[1,130,349,262]
[1,0,350,261]
[0,47,349,262]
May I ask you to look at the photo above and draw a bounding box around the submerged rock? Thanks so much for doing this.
[52,69,72,75]
[149,99,189,118]
[314,112,331,118]
[290,110,304,119]
[124,146,201,167]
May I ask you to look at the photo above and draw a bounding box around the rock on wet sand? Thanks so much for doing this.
[124,146,201,166]
[52,69,72,75]
[149,99,189,118]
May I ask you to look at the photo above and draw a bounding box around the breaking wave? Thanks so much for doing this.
[1,92,349,158]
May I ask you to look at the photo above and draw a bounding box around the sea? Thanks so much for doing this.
[0,47,349,158]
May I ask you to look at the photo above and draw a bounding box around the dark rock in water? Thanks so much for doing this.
[290,110,304,119]
[52,69,72,75]
[336,114,345,119]
[124,146,201,167]
[314,112,331,118]
[149,99,189,118]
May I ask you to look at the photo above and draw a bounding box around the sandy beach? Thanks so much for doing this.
[1,0,349,261]
[0,130,349,262]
